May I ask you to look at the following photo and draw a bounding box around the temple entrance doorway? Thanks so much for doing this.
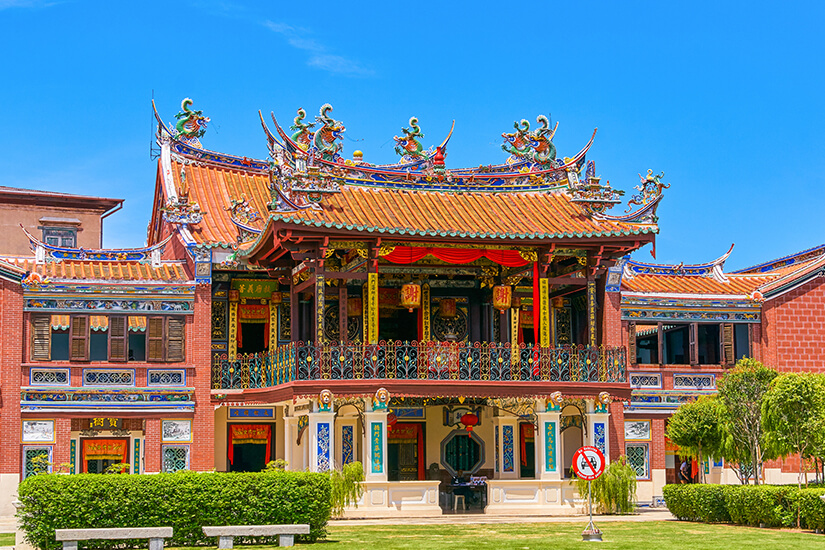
[80,437,130,474]
[388,422,424,481]
[380,309,418,342]
[238,322,267,354]
[227,424,273,472]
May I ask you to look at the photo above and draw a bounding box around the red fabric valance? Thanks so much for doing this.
[387,422,425,480]
[237,305,270,350]
[82,439,128,471]
[228,424,271,465]
[382,247,529,267]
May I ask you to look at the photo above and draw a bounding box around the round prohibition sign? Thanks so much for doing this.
[572,446,606,481]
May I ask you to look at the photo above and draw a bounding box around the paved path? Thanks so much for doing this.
[333,508,675,526]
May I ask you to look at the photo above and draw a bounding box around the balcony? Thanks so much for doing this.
[211,341,627,390]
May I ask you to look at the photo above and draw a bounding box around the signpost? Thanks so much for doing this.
[572,446,606,542]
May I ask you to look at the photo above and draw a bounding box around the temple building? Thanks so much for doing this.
[138,100,666,515]
[619,243,825,501]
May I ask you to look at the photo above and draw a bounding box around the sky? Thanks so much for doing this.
[0,1,823,271]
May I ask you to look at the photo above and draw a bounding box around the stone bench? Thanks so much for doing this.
[55,527,173,550]
[202,524,310,548]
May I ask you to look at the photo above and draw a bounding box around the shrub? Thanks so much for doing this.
[793,488,825,531]
[662,484,731,523]
[575,456,637,514]
[723,485,795,527]
[664,484,825,530]
[17,470,331,550]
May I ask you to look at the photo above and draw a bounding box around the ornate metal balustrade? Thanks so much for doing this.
[211,342,626,390]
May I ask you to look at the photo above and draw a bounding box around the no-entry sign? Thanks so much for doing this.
[572,446,606,481]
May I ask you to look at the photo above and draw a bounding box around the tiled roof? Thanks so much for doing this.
[622,274,773,296]
[171,159,656,245]
[5,258,190,282]
[622,254,825,297]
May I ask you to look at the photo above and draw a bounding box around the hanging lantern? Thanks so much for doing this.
[440,298,457,318]
[492,285,512,313]
[228,290,240,302]
[270,291,282,304]
[400,283,422,312]
[347,296,363,317]
[460,413,479,433]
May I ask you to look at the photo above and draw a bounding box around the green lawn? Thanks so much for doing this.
[0,533,13,546]
[171,521,824,550]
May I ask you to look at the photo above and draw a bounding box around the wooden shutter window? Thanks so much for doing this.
[166,317,186,363]
[722,323,735,366]
[147,317,165,362]
[689,323,698,365]
[109,316,128,362]
[627,322,636,365]
[31,315,51,361]
[70,315,89,361]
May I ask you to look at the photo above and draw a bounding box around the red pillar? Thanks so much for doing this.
[190,285,214,470]
[608,401,625,459]
[53,418,72,469]
[0,280,24,478]
[145,419,161,473]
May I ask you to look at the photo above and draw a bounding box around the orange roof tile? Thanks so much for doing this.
[171,160,656,245]
[5,258,190,283]
[622,273,775,296]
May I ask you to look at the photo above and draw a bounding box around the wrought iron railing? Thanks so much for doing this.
[211,342,626,390]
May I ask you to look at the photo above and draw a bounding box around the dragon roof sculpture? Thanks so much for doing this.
[151,99,668,243]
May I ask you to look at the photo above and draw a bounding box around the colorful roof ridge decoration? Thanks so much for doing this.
[624,244,735,282]
[6,257,190,284]
[21,225,173,265]
[732,243,825,274]
[151,98,666,249]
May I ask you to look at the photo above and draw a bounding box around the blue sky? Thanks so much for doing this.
[1,1,822,270]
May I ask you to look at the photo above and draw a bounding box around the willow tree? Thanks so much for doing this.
[716,358,777,485]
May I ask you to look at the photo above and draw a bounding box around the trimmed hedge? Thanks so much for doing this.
[663,483,825,530]
[661,484,731,523]
[17,470,331,550]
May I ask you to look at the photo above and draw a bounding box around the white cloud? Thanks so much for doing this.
[263,18,373,77]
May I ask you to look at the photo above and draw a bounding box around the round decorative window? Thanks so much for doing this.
[440,430,484,476]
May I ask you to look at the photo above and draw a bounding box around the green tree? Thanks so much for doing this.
[716,358,778,485]
[666,396,723,483]
[762,372,825,490]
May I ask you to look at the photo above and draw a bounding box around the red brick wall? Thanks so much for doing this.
[601,291,622,347]
[0,279,23,476]
[759,278,825,373]
[145,418,161,472]
[190,285,214,470]
[650,417,666,471]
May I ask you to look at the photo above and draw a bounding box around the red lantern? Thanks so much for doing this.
[460,413,479,433]
[492,285,512,313]
[440,298,457,318]
[270,291,282,304]
[228,289,240,302]
[400,283,421,312]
